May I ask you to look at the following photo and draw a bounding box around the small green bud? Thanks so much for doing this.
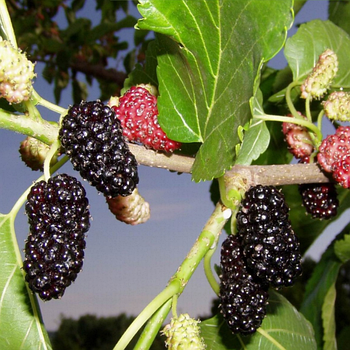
[301,49,338,100]
[19,136,57,171]
[0,38,36,104]
[162,314,206,350]
[322,91,350,122]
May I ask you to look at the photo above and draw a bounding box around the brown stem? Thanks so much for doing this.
[70,61,127,86]
[128,143,331,186]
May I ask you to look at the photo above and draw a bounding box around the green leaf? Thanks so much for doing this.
[322,284,337,350]
[300,224,350,350]
[0,213,52,350]
[284,19,350,87]
[329,0,350,37]
[236,88,270,165]
[235,119,270,165]
[200,290,316,350]
[137,0,293,181]
[334,234,350,263]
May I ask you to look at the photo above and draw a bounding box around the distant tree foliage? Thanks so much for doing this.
[7,0,150,103]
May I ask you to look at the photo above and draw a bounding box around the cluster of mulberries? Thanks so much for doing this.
[280,49,344,217]
[110,85,181,153]
[59,100,139,198]
[23,174,90,301]
[219,185,302,335]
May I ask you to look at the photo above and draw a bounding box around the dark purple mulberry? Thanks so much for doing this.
[23,174,90,301]
[59,100,139,198]
[219,234,269,335]
[299,182,338,219]
[236,185,302,289]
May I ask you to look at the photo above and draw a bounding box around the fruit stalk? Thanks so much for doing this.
[32,90,67,115]
[255,113,322,141]
[133,298,172,350]
[113,202,229,350]
[129,143,331,185]
[113,281,180,350]
[0,108,58,145]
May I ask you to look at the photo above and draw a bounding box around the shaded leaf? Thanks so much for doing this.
[122,40,158,94]
[137,0,293,181]
[235,120,270,165]
[0,214,52,349]
[284,19,350,86]
[322,284,337,350]
[334,234,350,263]
[300,223,350,350]
[200,290,316,350]
[236,88,270,165]
[329,0,350,37]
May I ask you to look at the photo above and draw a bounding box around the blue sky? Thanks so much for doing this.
[0,1,343,332]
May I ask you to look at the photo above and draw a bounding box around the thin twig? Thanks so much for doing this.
[128,143,331,186]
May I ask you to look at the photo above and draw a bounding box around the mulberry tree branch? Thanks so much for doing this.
[128,143,331,185]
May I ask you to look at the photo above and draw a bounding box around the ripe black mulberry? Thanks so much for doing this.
[59,100,139,198]
[236,185,302,288]
[23,174,90,301]
[219,234,269,335]
[299,183,338,219]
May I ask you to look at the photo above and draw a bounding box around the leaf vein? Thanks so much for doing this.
[182,0,215,76]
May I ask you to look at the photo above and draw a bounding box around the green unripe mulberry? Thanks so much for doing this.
[162,314,206,350]
[301,49,338,100]
[0,38,36,104]
[19,136,58,171]
[322,91,350,122]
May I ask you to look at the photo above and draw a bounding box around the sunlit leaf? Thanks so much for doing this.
[0,213,52,350]
[200,290,316,350]
[137,0,293,181]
